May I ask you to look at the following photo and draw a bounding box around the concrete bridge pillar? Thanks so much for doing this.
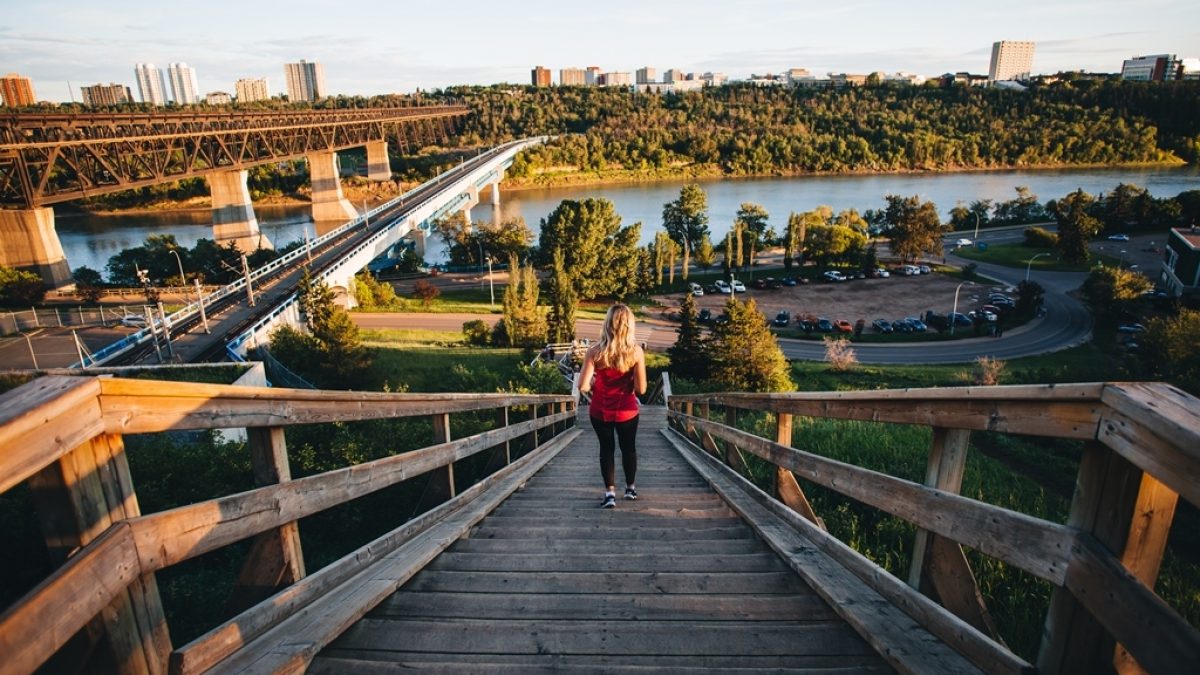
[209,169,270,251]
[308,150,358,225]
[0,207,72,288]
[460,184,480,230]
[365,141,391,182]
[490,181,501,206]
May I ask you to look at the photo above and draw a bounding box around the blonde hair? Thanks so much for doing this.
[593,304,637,372]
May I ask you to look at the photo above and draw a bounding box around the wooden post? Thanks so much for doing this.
[529,404,540,450]
[498,406,511,465]
[228,427,305,613]
[1039,442,1178,675]
[431,412,455,500]
[684,401,695,438]
[773,412,824,529]
[906,427,1001,641]
[26,433,171,675]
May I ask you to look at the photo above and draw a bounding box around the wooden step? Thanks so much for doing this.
[400,570,814,595]
[313,652,892,673]
[424,552,789,573]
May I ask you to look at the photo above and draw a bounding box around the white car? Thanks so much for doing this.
[688,282,704,296]
[902,265,920,276]
[731,280,747,293]
[918,264,932,274]
[955,238,973,247]
[875,268,890,278]
[117,314,147,328]
[714,279,731,294]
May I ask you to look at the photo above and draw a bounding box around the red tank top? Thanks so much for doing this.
[589,367,640,422]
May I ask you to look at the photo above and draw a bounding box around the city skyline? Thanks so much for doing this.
[2,0,1198,102]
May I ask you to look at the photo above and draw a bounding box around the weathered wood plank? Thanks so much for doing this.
[401,570,809,595]
[0,523,141,675]
[464,524,753,541]
[0,375,105,494]
[129,411,572,571]
[425,552,786,573]
[1096,403,1200,510]
[662,428,1002,675]
[676,412,1074,584]
[312,652,893,673]
[96,377,571,433]
[203,429,581,674]
[447,538,751,555]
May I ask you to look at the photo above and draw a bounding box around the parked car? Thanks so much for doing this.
[117,314,147,328]
[902,264,920,276]
[1117,323,1147,333]
[698,309,712,323]
[822,270,846,282]
[714,313,730,326]
[834,320,854,333]
[688,282,704,296]
[955,238,973,247]
[731,280,747,293]
[904,316,927,332]
[714,279,731,294]
[766,277,782,289]
[969,310,998,323]
[816,318,835,332]
[797,317,817,332]
[772,311,791,327]
[751,278,768,290]
[918,264,932,274]
[781,277,799,287]
[874,268,890,278]
[872,318,894,333]
[948,312,973,327]
[1107,233,1131,242]
[892,319,913,333]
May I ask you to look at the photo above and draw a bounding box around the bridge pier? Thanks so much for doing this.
[0,207,72,288]
[210,169,270,252]
[460,184,480,229]
[365,141,391,181]
[308,151,358,227]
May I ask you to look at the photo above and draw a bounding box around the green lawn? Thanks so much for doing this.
[954,243,1122,272]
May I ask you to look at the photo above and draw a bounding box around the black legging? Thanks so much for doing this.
[591,415,639,489]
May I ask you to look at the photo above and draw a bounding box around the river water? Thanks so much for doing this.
[56,166,1199,274]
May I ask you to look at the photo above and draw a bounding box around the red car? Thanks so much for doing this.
[834,320,854,333]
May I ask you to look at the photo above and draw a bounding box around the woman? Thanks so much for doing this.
[578,303,647,509]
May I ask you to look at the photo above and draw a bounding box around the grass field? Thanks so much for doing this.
[954,243,1123,271]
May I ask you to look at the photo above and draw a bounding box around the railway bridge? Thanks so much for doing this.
[0,375,1196,673]
[0,105,468,286]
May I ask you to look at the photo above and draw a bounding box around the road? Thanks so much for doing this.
[353,313,680,352]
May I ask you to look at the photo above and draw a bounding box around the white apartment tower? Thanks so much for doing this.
[236,77,270,102]
[167,63,199,105]
[559,68,586,86]
[284,60,327,102]
[636,67,657,84]
[133,63,168,106]
[989,41,1036,81]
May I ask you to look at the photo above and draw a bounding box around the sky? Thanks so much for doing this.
[3,0,1198,103]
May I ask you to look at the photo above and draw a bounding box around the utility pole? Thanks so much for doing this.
[242,254,255,306]
[194,278,210,333]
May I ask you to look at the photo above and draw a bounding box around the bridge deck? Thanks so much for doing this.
[311,409,891,673]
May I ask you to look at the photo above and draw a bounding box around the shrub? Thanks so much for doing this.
[824,337,858,371]
[462,319,491,346]
[1023,227,1059,248]
[973,356,1006,385]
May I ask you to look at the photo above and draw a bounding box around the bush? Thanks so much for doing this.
[824,337,858,371]
[0,266,46,307]
[1023,227,1059,248]
[462,320,491,346]
[962,262,978,280]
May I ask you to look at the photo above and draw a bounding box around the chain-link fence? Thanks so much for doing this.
[0,305,154,335]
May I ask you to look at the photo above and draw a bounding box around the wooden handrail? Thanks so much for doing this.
[0,376,576,675]
[665,380,1200,674]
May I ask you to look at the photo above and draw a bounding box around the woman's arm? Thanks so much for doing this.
[633,346,648,396]
[578,350,596,395]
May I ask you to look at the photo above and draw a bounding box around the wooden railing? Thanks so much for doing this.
[0,376,576,674]
[666,382,1199,674]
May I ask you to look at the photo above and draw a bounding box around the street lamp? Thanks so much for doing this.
[1025,252,1051,282]
[973,211,981,242]
[486,255,495,308]
[951,280,974,336]
[169,249,188,302]
[1119,250,1128,269]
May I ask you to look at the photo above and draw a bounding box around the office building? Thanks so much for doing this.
[663,69,685,83]
[205,91,232,105]
[559,68,585,86]
[167,62,199,105]
[989,41,1036,81]
[134,63,168,105]
[1181,58,1200,80]
[80,83,132,107]
[1121,54,1181,81]
[0,73,37,107]
[235,77,270,102]
[585,66,601,85]
[602,72,632,87]
[531,66,551,87]
[285,60,327,102]
[636,67,657,84]
[702,72,728,86]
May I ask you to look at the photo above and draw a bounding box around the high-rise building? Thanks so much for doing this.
[167,63,199,105]
[205,91,232,105]
[0,73,37,107]
[603,72,632,87]
[1121,54,1181,81]
[663,69,685,83]
[988,41,1036,81]
[585,66,601,86]
[284,60,327,102]
[636,67,657,84]
[559,68,586,86]
[235,77,270,102]
[531,66,551,87]
[80,83,132,107]
[134,63,168,105]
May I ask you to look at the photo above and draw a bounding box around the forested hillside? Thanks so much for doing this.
[442,80,1200,183]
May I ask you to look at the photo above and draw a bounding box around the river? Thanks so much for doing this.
[55,165,1200,274]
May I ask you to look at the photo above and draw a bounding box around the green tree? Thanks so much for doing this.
[1049,189,1103,264]
[708,298,794,392]
[694,235,716,271]
[1080,266,1152,321]
[545,249,577,344]
[662,184,710,252]
[73,266,104,304]
[353,271,400,310]
[1140,309,1200,395]
[881,195,947,263]
[0,266,47,306]
[734,202,770,266]
[280,267,369,385]
[537,198,641,299]
[501,255,546,347]
[667,293,711,382]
